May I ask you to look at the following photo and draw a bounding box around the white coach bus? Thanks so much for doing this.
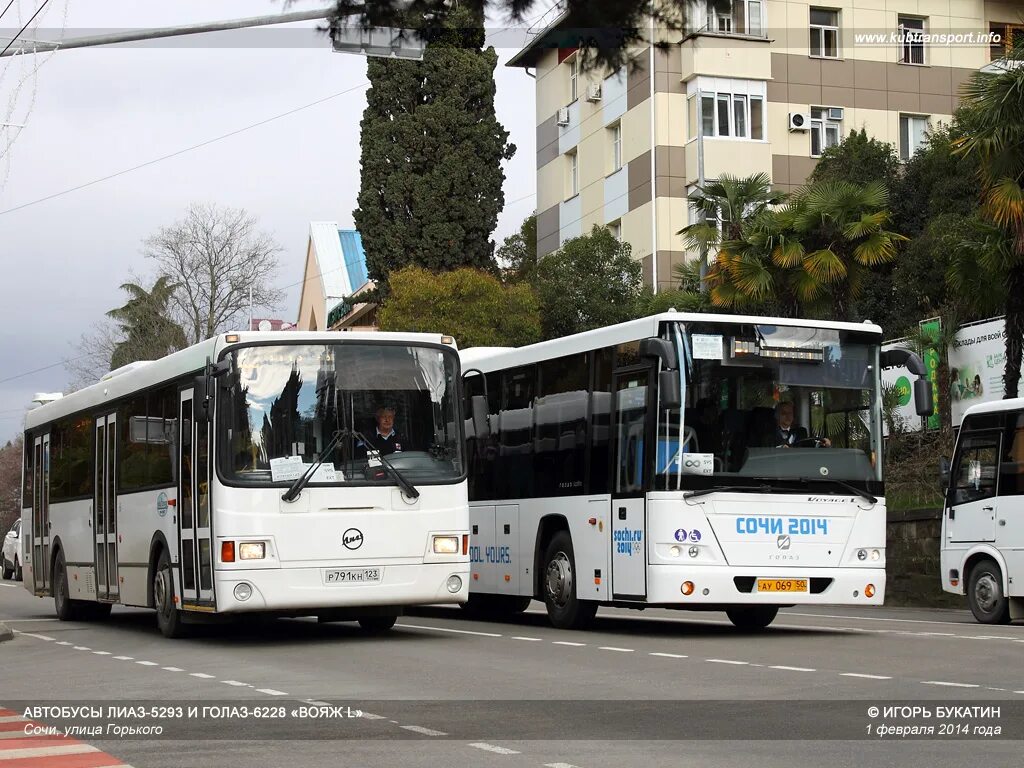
[460,313,933,630]
[21,331,469,637]
[939,399,1024,624]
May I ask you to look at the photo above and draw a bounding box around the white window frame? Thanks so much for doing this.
[609,122,623,174]
[696,1,766,37]
[567,149,579,198]
[899,114,930,161]
[899,16,926,65]
[810,106,842,158]
[697,87,766,141]
[568,55,578,103]
[809,8,840,59]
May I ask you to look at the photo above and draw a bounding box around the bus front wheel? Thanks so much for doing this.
[154,549,189,638]
[357,615,398,633]
[968,559,1011,625]
[726,606,779,631]
[542,531,597,630]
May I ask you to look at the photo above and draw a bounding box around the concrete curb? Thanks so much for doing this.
[0,622,12,643]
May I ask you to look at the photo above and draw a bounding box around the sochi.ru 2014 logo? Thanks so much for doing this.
[342,528,364,551]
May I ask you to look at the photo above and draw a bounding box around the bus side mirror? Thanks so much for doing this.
[193,374,212,425]
[639,337,678,370]
[659,370,681,409]
[939,456,951,490]
[471,395,490,439]
[914,379,934,417]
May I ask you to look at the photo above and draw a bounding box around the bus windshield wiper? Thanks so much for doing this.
[795,476,878,505]
[684,483,772,500]
[282,429,346,503]
[350,428,420,500]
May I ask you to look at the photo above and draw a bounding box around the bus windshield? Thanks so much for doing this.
[657,321,882,490]
[222,343,464,486]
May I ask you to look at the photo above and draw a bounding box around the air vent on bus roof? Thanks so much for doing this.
[100,360,154,382]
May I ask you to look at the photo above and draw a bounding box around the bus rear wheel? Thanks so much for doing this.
[726,606,779,631]
[53,551,86,621]
[153,549,189,638]
[968,559,1011,625]
[542,531,597,630]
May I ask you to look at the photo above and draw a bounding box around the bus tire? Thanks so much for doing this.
[53,551,84,621]
[357,615,398,633]
[968,559,1011,625]
[726,605,779,631]
[153,549,189,638]
[542,531,597,630]
[1,558,11,580]
[82,603,113,621]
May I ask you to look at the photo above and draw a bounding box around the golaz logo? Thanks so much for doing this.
[777,535,791,550]
[343,528,364,550]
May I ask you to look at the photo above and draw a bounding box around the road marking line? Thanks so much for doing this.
[552,641,586,647]
[987,687,1008,692]
[303,700,331,707]
[113,656,134,661]
[15,632,54,641]
[0,618,59,622]
[511,636,543,642]
[1015,691,1024,695]
[707,658,748,665]
[469,743,521,755]
[599,646,634,653]
[396,623,502,638]
[221,680,249,687]
[162,667,184,672]
[545,764,583,768]
[135,661,158,666]
[0,716,26,723]
[0,744,99,758]
[360,713,386,720]
[190,673,214,679]
[72,646,91,651]
[841,673,892,680]
[922,681,979,688]
[55,641,72,646]
[92,651,111,656]
[0,584,18,588]
[770,665,816,672]
[256,689,288,696]
[649,652,687,658]
[400,725,447,736]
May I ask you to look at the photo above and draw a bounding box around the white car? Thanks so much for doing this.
[2,520,21,581]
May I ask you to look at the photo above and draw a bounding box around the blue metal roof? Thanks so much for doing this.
[337,229,369,292]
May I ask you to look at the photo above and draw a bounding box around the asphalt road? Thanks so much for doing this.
[2,580,1023,768]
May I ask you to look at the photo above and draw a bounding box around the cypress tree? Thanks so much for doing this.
[354,5,515,286]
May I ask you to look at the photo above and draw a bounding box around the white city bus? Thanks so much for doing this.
[21,331,469,637]
[460,312,933,630]
[939,398,1024,624]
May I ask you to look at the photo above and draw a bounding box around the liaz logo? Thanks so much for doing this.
[613,528,642,556]
[342,528,364,551]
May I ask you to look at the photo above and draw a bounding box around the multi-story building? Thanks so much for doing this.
[296,222,377,332]
[509,1,1023,291]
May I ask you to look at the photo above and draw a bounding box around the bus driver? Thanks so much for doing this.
[357,405,404,456]
[775,401,830,448]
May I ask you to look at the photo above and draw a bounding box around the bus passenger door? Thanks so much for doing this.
[178,391,215,606]
[93,414,118,600]
[611,370,649,600]
[31,434,50,594]
[947,433,999,544]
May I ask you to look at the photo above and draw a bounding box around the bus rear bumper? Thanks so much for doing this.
[212,562,471,614]
[646,565,886,605]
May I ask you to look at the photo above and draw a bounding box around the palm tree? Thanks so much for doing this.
[107,276,188,370]
[955,48,1024,397]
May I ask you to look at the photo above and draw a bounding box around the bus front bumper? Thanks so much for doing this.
[212,562,471,613]
[646,565,886,605]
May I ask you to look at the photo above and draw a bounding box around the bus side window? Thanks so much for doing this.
[952,434,1000,505]
[999,413,1024,497]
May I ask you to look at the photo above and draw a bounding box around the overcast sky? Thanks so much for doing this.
[0,0,547,441]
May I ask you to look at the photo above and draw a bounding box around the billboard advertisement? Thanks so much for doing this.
[948,318,1007,426]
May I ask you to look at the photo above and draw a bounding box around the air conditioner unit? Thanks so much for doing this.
[557,107,570,126]
[586,82,602,102]
[789,112,810,132]
[828,107,845,121]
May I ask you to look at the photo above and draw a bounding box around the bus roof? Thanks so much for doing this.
[24,330,455,430]
[459,312,882,373]
[961,397,1024,419]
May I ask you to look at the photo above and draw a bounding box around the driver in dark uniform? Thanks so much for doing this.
[357,405,404,456]
[775,401,830,448]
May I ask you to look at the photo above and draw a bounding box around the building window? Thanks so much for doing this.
[990,23,1024,60]
[699,1,765,37]
[809,8,839,58]
[566,149,579,198]
[900,114,929,161]
[609,122,622,173]
[699,90,765,140]
[608,220,622,240]
[568,55,578,103]
[899,16,926,65]
[810,106,843,157]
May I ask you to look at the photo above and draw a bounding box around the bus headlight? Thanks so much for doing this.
[233,582,253,601]
[432,536,460,555]
[239,542,266,560]
[870,549,881,561]
[446,575,463,593]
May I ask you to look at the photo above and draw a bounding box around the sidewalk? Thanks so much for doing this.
[0,708,135,768]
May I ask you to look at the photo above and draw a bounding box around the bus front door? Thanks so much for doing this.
[93,414,118,601]
[611,370,649,600]
[31,434,50,595]
[178,391,215,607]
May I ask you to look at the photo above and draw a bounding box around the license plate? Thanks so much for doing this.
[757,578,808,593]
[323,568,382,584]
